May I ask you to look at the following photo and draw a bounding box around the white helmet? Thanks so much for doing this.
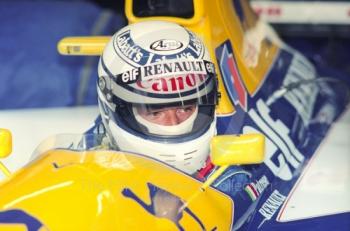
[97,21,218,175]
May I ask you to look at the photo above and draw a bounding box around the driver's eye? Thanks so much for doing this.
[151,111,161,117]
[184,106,194,112]
[145,110,163,118]
[178,106,194,113]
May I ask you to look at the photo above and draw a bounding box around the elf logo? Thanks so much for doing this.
[150,39,183,51]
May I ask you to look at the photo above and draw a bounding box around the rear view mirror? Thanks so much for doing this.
[210,134,265,166]
[183,133,265,208]
[57,36,110,55]
[0,129,12,158]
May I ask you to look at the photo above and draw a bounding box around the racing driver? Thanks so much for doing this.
[89,21,252,212]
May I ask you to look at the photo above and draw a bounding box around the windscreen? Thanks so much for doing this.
[133,0,194,18]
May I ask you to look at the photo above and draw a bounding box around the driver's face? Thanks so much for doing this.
[136,105,196,126]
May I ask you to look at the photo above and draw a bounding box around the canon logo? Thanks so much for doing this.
[136,74,206,92]
[150,39,183,51]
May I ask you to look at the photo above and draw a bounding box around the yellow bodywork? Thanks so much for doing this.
[0,149,233,230]
[57,0,280,115]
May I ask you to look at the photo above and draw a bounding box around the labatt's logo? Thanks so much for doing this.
[115,30,148,65]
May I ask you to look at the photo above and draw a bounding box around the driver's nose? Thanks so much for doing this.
[163,109,180,126]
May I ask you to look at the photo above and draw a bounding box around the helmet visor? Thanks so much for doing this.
[115,102,215,139]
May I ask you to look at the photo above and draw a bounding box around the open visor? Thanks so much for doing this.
[106,101,216,140]
[98,60,218,139]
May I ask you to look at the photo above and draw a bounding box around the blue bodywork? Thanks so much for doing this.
[214,39,350,230]
[216,2,350,229]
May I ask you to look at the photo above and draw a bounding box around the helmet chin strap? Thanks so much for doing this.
[132,106,198,136]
